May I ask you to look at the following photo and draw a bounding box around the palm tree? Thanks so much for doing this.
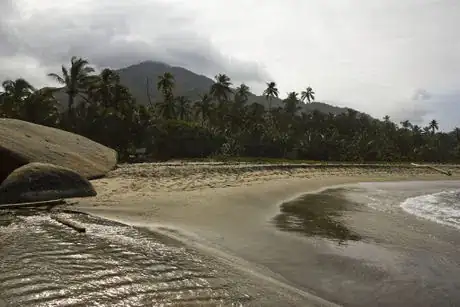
[234,83,250,105]
[156,100,176,120]
[428,119,439,135]
[245,102,265,119]
[300,86,315,103]
[89,68,121,109]
[0,78,35,117]
[157,72,175,98]
[156,72,176,119]
[400,120,413,130]
[175,96,191,121]
[263,81,279,111]
[20,88,60,125]
[412,125,422,134]
[48,56,95,117]
[210,74,232,108]
[454,127,460,142]
[194,93,214,125]
[283,91,301,115]
[1,78,35,100]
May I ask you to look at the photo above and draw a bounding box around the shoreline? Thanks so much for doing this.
[75,162,460,257]
[72,163,460,306]
[80,162,460,205]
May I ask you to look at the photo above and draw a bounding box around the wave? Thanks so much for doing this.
[401,189,460,229]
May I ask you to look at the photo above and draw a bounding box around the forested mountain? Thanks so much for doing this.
[1,56,458,163]
[116,61,350,115]
[51,61,350,115]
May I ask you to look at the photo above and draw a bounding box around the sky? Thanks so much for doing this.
[1,0,459,130]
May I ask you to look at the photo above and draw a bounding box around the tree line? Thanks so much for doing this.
[1,56,459,163]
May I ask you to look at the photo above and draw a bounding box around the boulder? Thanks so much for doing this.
[0,118,117,183]
[0,162,96,204]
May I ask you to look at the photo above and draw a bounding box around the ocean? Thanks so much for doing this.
[1,180,460,306]
[268,180,460,306]
[401,188,460,230]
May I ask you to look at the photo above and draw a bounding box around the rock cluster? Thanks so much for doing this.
[0,119,117,204]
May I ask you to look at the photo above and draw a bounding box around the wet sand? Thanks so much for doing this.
[71,163,460,306]
[2,163,460,306]
[0,210,329,306]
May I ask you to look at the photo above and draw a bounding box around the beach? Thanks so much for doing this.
[2,162,460,306]
[74,163,460,306]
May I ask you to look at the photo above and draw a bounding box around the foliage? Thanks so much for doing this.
[1,56,460,163]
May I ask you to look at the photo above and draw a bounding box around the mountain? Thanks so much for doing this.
[52,60,352,115]
[115,61,350,115]
[116,61,213,106]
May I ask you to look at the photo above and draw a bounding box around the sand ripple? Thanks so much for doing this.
[0,213,249,306]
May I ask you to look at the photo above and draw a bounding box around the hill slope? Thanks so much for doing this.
[51,60,352,115]
[115,61,350,115]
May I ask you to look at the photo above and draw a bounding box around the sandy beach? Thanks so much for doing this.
[77,162,460,204]
[70,162,460,306]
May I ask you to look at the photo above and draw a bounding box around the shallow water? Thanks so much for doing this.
[142,180,460,306]
[0,211,251,306]
[273,188,362,242]
[268,181,460,306]
[4,180,460,306]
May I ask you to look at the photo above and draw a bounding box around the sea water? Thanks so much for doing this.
[2,180,460,307]
[401,189,460,230]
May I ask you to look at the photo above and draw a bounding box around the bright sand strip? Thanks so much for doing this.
[77,162,460,213]
[74,162,460,306]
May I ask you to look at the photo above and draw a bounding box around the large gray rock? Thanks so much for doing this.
[0,118,117,183]
[0,162,96,204]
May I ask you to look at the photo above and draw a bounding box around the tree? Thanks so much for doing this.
[263,81,279,111]
[0,78,35,117]
[156,99,176,120]
[89,68,121,109]
[300,86,315,103]
[283,92,301,116]
[429,119,439,135]
[234,83,251,105]
[156,72,176,120]
[19,88,60,125]
[175,96,191,121]
[4,62,460,164]
[48,56,95,118]
[454,127,460,142]
[194,94,214,126]
[157,72,175,98]
[400,120,412,130]
[210,74,233,107]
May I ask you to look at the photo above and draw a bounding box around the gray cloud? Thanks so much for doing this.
[0,0,18,56]
[390,89,460,130]
[418,92,460,130]
[0,0,269,86]
[1,0,459,130]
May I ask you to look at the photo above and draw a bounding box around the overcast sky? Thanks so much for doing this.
[1,0,459,130]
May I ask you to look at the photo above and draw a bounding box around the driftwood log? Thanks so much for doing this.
[51,215,86,233]
[411,163,452,176]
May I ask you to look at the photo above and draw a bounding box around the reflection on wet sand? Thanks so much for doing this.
[0,211,251,306]
[273,188,362,243]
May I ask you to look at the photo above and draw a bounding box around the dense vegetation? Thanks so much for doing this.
[1,56,459,163]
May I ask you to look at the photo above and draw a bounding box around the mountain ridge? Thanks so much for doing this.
[52,60,354,116]
[115,61,352,115]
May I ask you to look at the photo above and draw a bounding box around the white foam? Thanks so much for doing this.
[400,190,460,230]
